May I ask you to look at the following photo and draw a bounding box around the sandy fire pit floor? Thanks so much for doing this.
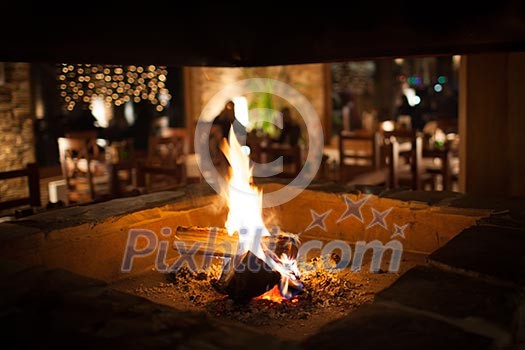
[112,250,426,341]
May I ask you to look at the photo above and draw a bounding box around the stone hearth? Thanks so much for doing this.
[0,182,524,349]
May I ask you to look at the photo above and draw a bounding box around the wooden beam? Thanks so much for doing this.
[458,56,467,193]
[460,52,525,196]
[183,67,195,153]
[1,8,523,66]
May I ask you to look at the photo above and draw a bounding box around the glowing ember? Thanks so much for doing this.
[254,285,284,304]
[220,126,302,302]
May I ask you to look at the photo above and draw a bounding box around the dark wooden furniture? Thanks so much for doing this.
[57,137,110,203]
[246,131,303,179]
[0,163,40,211]
[105,138,137,198]
[383,130,434,190]
[137,128,187,192]
[149,128,187,167]
[422,140,459,191]
[65,130,99,141]
[59,136,141,202]
[251,142,303,179]
[338,130,382,182]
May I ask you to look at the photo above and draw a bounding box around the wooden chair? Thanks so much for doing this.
[0,163,41,212]
[57,137,110,203]
[251,142,303,179]
[150,128,187,167]
[383,130,433,190]
[338,130,382,182]
[159,128,189,154]
[105,138,137,198]
[65,130,99,141]
[422,140,459,191]
[137,128,187,192]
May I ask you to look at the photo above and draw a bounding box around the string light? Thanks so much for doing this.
[57,64,171,112]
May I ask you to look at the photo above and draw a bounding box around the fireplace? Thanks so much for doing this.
[5,171,524,349]
[1,3,524,348]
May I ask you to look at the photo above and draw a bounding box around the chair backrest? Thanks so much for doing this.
[65,130,99,140]
[57,137,100,202]
[0,163,40,211]
[136,129,189,192]
[105,138,135,164]
[106,138,136,198]
[252,143,302,178]
[148,128,187,167]
[163,127,189,160]
[339,130,382,181]
[57,137,97,165]
[383,130,423,190]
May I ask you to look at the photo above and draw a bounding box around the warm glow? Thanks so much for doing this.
[220,126,301,301]
[233,96,249,127]
[124,101,135,126]
[403,87,421,106]
[254,285,284,303]
[381,120,395,132]
[434,128,446,144]
[57,64,169,112]
[91,96,110,128]
[453,55,461,70]
[221,127,270,253]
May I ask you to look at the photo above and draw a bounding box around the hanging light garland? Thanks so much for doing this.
[57,64,171,112]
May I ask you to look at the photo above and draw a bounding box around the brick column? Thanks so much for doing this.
[0,62,35,200]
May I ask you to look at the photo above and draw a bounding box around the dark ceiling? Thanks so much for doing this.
[3,3,525,67]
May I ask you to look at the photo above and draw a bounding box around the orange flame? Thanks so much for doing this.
[220,126,301,302]
[254,284,299,304]
[220,128,270,257]
[255,285,284,303]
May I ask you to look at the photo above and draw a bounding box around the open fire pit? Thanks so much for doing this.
[113,247,426,340]
[109,128,436,339]
[2,155,524,348]
[196,128,304,304]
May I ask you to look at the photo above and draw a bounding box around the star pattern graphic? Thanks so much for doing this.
[304,209,333,233]
[337,195,370,224]
[391,223,409,239]
[366,207,393,230]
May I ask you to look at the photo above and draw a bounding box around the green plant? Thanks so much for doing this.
[241,67,288,137]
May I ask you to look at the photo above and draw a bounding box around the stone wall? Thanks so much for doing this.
[0,62,35,201]
[0,184,490,281]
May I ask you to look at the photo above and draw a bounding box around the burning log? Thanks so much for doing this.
[174,127,304,303]
[173,226,274,302]
[173,226,299,258]
[173,226,301,302]
[174,226,239,256]
[212,251,281,303]
[211,232,301,302]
